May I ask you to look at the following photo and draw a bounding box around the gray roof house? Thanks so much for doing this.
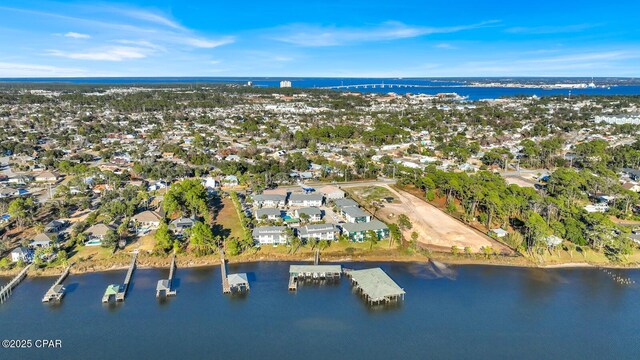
[288,193,324,207]
[85,223,114,246]
[341,220,389,242]
[294,207,322,222]
[334,198,359,209]
[255,208,284,221]
[44,219,67,233]
[169,217,196,234]
[252,226,289,245]
[342,206,372,223]
[253,194,287,208]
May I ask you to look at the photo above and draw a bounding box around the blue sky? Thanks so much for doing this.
[0,0,639,77]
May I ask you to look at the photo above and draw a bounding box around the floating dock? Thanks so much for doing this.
[288,264,342,291]
[156,253,177,298]
[103,251,137,303]
[347,268,405,305]
[42,265,71,303]
[0,264,31,304]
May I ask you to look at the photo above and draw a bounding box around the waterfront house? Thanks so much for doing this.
[318,185,345,200]
[30,232,57,248]
[84,223,114,246]
[255,208,284,221]
[169,217,195,235]
[288,193,323,207]
[342,206,372,223]
[252,226,289,245]
[131,210,162,229]
[298,224,338,242]
[341,220,389,242]
[10,246,32,262]
[253,194,287,208]
[294,207,322,222]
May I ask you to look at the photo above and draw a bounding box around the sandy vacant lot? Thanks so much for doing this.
[376,185,511,254]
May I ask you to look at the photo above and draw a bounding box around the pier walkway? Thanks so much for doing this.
[221,252,230,293]
[0,264,31,304]
[42,265,71,303]
[156,252,177,298]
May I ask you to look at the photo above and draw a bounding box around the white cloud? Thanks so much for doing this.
[48,46,148,61]
[64,32,91,39]
[0,62,90,77]
[116,8,185,30]
[183,36,235,48]
[506,24,598,34]
[435,43,457,49]
[273,20,499,46]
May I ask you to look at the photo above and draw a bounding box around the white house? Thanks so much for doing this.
[294,207,322,222]
[11,247,32,262]
[342,206,372,223]
[253,194,287,208]
[298,224,338,242]
[288,193,323,207]
[252,226,288,245]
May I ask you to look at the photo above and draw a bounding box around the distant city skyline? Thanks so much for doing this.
[0,0,639,77]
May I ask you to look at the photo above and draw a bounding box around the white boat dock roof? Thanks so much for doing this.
[289,265,342,274]
[227,273,249,287]
[349,268,405,301]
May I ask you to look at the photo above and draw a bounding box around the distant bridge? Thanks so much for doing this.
[316,83,434,90]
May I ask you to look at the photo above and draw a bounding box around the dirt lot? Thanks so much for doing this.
[374,185,512,254]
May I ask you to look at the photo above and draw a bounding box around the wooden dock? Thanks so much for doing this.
[42,265,71,303]
[116,251,138,301]
[220,251,231,294]
[314,249,320,265]
[103,251,137,303]
[288,274,297,291]
[0,264,31,304]
[156,252,177,298]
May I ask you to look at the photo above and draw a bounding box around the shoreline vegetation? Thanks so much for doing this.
[7,248,640,278]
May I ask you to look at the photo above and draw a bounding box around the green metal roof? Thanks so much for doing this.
[104,284,120,295]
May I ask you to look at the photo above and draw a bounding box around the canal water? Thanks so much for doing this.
[1,262,640,360]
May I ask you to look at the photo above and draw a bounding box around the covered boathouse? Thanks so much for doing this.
[288,264,342,291]
[348,268,405,304]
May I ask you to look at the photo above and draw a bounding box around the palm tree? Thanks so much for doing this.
[365,230,378,250]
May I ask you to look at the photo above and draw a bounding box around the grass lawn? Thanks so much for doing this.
[69,244,114,262]
[124,231,156,252]
[213,197,244,240]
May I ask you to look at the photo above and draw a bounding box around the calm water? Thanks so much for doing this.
[1,262,640,360]
[1,77,640,100]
